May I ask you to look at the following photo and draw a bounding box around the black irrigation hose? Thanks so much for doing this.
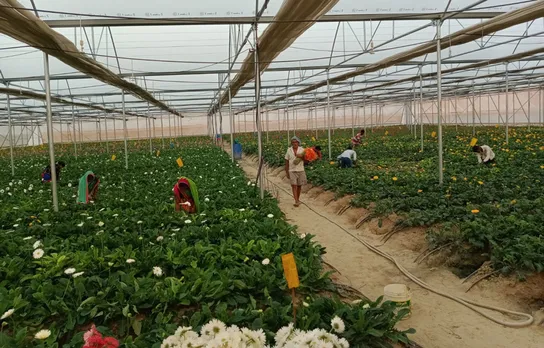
[262,173,534,327]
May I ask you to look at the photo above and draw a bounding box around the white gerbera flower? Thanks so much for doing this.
[331,316,345,333]
[239,208,245,212]
[23,236,33,240]
[64,268,76,275]
[137,220,143,224]
[34,329,51,340]
[338,337,349,348]
[156,236,164,242]
[204,197,210,202]
[303,302,309,308]
[247,181,252,186]
[126,259,136,264]
[153,266,163,277]
[300,233,307,239]
[77,222,84,227]
[200,319,226,339]
[98,221,104,227]
[267,214,274,218]
[72,272,84,278]
[68,183,72,188]
[33,248,44,259]
[241,327,266,346]
[13,224,19,228]
[1,308,14,320]
[262,258,270,265]
[363,303,371,309]
[113,214,119,217]
[184,219,192,224]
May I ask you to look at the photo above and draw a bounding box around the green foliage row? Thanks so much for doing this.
[0,139,412,347]
[240,126,544,275]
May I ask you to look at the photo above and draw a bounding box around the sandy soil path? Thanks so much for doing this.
[232,151,543,348]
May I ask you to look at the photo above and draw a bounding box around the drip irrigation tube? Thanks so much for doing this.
[264,175,534,328]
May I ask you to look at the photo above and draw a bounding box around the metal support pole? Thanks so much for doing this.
[122,91,128,169]
[71,102,77,158]
[436,20,444,186]
[538,87,544,126]
[228,27,235,161]
[505,65,509,144]
[148,104,153,155]
[6,93,15,176]
[254,0,264,200]
[472,85,476,136]
[326,70,332,160]
[266,108,269,143]
[527,85,531,130]
[419,73,424,151]
[136,114,140,140]
[160,114,165,148]
[104,116,109,153]
[168,114,172,141]
[350,85,355,137]
[44,54,59,212]
[314,94,318,139]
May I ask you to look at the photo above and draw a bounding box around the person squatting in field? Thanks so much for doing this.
[472,145,495,165]
[337,145,357,168]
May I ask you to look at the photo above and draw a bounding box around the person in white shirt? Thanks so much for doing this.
[285,136,306,207]
[337,145,357,168]
[472,145,495,165]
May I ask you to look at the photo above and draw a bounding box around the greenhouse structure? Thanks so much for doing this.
[0,0,543,347]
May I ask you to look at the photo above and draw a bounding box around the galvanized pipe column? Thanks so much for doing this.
[228,25,235,161]
[71,102,77,158]
[122,91,128,169]
[6,93,15,176]
[44,53,59,212]
[254,0,264,199]
[436,20,444,186]
[505,64,509,144]
[326,70,332,160]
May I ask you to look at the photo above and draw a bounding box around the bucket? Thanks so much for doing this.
[384,284,411,319]
[233,143,243,160]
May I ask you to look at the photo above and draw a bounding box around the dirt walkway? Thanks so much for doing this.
[234,153,543,348]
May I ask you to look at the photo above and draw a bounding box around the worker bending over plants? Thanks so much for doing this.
[41,161,66,183]
[472,145,495,165]
[304,145,322,166]
[337,145,357,168]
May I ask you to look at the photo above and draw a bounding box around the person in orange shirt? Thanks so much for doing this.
[304,146,322,166]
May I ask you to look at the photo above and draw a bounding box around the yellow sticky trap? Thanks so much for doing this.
[156,150,160,157]
[470,138,478,147]
[311,137,316,141]
[111,155,116,161]
[176,158,184,167]
[431,131,437,138]
[281,253,300,289]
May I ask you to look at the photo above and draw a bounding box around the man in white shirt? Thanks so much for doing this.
[472,145,495,165]
[285,136,306,207]
[337,145,357,168]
